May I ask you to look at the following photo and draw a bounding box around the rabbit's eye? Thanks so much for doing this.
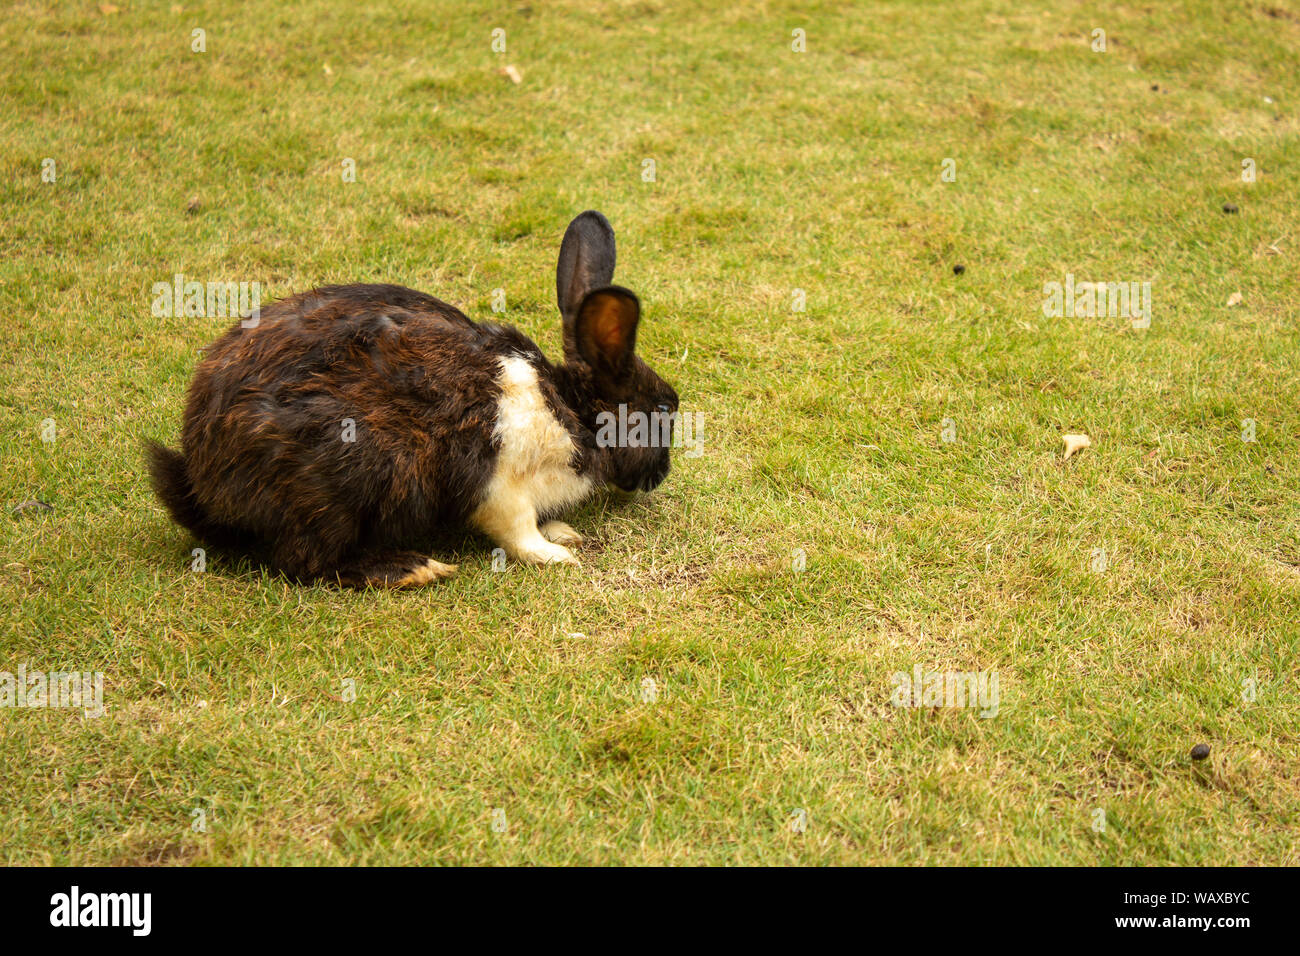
[657,403,672,413]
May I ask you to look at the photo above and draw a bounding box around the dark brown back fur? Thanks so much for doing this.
[157,284,549,579]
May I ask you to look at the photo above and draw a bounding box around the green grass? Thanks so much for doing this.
[2,0,1298,865]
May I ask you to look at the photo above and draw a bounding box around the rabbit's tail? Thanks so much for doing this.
[145,441,238,546]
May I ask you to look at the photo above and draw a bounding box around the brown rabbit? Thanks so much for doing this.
[147,211,678,587]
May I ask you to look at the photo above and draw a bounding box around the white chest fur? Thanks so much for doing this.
[476,355,594,523]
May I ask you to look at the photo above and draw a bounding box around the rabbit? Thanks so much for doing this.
[146,210,678,588]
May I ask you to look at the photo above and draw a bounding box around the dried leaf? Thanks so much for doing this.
[1226,292,1243,307]
[1062,433,1092,460]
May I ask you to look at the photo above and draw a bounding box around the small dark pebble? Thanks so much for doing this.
[1222,203,1238,214]
[11,500,53,515]
[952,264,966,275]
[1190,743,1211,761]
[1150,84,1159,91]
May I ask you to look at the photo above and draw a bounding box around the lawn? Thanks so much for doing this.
[1,0,1297,865]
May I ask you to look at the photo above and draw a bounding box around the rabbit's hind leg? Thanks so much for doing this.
[333,551,459,589]
[267,516,454,588]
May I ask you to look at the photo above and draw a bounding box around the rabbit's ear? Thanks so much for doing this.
[557,211,617,333]
[574,287,640,378]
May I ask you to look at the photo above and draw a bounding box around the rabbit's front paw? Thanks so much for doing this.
[539,521,584,546]
[515,540,580,566]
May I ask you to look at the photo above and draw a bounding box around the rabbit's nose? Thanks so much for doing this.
[638,463,670,492]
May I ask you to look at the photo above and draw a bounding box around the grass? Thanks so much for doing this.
[1,0,1297,865]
